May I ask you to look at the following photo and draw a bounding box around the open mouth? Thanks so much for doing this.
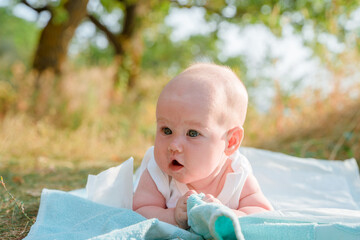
[170,159,184,171]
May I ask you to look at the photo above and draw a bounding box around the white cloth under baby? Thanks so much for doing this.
[75,146,360,211]
[135,146,253,209]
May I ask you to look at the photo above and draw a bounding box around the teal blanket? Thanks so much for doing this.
[187,193,360,240]
[25,189,360,240]
[24,189,201,240]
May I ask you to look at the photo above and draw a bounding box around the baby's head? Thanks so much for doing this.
[154,63,248,184]
[159,63,248,129]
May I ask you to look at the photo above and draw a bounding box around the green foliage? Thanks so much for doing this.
[72,40,115,67]
[54,0,360,81]
[141,28,220,75]
[0,7,39,66]
[0,7,40,113]
[194,0,360,57]
[220,56,247,82]
[143,0,360,75]
[52,4,69,25]
[100,0,124,12]
[4,0,360,73]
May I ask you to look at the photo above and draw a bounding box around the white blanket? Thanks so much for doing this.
[80,147,360,212]
[239,147,360,210]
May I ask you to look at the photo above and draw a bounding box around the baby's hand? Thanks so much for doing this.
[202,194,222,205]
[175,190,197,229]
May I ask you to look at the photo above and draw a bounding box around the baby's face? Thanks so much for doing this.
[154,79,228,184]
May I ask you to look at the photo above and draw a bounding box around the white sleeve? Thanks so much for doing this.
[147,149,171,202]
[133,146,171,202]
[133,146,154,191]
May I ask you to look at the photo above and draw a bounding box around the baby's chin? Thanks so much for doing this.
[167,172,191,184]
[168,172,206,186]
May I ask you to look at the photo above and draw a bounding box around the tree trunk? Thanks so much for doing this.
[33,0,89,74]
[31,0,89,118]
[115,0,149,90]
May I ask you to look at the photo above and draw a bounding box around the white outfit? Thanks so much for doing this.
[134,146,253,209]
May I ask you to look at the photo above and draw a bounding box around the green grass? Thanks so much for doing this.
[0,159,109,239]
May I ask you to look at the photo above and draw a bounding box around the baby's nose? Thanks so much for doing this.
[168,138,183,153]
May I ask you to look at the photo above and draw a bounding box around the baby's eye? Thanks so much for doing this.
[162,127,172,135]
[187,130,199,137]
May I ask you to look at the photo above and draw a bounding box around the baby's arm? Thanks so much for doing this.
[133,169,194,228]
[201,173,272,216]
[133,169,177,225]
[234,173,273,216]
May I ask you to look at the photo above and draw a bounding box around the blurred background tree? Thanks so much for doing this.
[8,0,360,93]
[0,0,359,161]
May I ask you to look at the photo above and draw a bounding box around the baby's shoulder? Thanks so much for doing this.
[230,150,253,174]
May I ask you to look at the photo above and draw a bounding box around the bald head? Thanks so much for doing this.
[158,63,248,128]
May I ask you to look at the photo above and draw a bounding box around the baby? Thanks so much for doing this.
[133,63,273,229]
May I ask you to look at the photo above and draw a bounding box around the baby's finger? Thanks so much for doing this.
[175,211,189,229]
[202,194,222,204]
[202,194,214,201]
[176,197,187,209]
[176,211,188,222]
[179,210,187,220]
[185,190,197,197]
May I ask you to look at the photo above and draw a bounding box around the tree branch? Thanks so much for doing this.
[121,3,137,38]
[169,0,221,14]
[21,0,50,13]
[87,14,124,55]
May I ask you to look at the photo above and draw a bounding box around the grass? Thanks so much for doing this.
[244,92,360,164]
[0,64,359,238]
[244,96,360,164]
[0,163,105,239]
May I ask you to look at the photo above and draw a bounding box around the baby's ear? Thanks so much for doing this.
[224,127,244,156]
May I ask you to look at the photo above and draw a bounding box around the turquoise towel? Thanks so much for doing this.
[187,193,244,240]
[187,194,360,240]
[239,216,360,240]
[25,189,201,240]
[25,190,360,240]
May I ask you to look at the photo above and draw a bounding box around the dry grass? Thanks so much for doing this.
[244,98,360,164]
[243,59,360,164]
[0,65,164,238]
[0,64,167,167]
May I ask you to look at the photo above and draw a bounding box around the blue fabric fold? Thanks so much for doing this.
[25,189,201,240]
[25,188,360,239]
[187,193,244,240]
[187,193,360,240]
